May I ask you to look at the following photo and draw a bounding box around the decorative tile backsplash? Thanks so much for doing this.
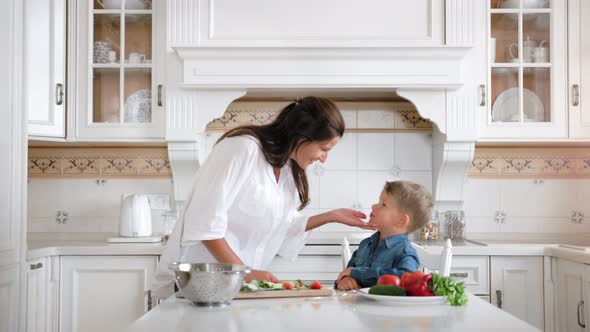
[469,147,590,178]
[207,100,431,131]
[29,147,171,178]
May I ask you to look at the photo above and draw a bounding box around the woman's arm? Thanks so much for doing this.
[202,238,279,283]
[306,208,378,231]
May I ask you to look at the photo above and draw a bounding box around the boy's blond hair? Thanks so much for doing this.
[383,181,433,233]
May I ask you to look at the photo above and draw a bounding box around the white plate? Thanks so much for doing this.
[492,87,545,122]
[357,288,447,305]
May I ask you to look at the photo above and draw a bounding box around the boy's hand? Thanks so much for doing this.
[336,267,353,283]
[337,276,361,291]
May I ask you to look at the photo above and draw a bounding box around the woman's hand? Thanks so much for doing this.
[336,276,361,291]
[306,208,377,231]
[245,269,280,283]
[329,208,378,230]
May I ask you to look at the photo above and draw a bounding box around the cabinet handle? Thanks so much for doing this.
[30,262,43,270]
[450,272,468,278]
[479,84,486,107]
[55,83,64,106]
[572,84,580,107]
[147,289,153,311]
[578,300,586,328]
[496,290,502,309]
[157,85,163,107]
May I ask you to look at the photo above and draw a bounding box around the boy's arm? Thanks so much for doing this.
[349,255,420,288]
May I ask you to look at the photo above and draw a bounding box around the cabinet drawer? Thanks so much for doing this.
[450,256,489,295]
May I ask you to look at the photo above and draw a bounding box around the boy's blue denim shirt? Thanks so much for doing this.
[347,232,419,288]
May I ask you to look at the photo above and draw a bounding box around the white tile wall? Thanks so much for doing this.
[31,131,590,238]
[463,178,590,235]
[27,179,174,234]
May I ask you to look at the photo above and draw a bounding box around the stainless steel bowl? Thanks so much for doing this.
[169,262,251,307]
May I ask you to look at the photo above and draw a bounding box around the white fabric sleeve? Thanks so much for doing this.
[277,211,312,260]
[181,137,258,246]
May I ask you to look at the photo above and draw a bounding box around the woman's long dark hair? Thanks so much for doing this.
[218,96,345,210]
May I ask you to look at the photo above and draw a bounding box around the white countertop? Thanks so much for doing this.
[126,292,538,332]
[26,232,590,265]
[27,234,165,260]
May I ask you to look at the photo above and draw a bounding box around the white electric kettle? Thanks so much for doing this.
[119,194,152,237]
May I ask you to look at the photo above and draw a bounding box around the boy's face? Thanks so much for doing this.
[369,191,408,232]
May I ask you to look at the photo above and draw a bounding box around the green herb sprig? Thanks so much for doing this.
[430,273,468,306]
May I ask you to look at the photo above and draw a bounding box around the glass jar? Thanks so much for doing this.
[443,210,466,240]
[162,210,179,240]
[419,211,440,241]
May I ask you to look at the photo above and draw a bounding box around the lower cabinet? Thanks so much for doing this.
[491,256,544,331]
[26,257,59,332]
[59,255,157,332]
[556,258,590,332]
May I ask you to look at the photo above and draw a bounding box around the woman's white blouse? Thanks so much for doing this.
[155,136,311,290]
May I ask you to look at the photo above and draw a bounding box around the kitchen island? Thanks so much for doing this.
[126,292,538,331]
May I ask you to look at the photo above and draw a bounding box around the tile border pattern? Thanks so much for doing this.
[469,147,590,178]
[206,100,432,131]
[29,147,171,179]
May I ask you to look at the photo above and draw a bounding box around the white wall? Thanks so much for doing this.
[27,132,590,238]
[463,178,590,235]
[27,179,173,234]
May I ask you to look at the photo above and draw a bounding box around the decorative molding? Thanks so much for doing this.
[445,0,477,46]
[469,147,590,178]
[28,147,171,178]
[167,0,200,47]
[174,46,470,89]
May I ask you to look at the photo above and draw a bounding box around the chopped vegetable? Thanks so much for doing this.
[309,280,322,289]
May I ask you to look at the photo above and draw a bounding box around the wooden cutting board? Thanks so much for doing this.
[235,288,334,299]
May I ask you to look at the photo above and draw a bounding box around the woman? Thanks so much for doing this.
[155,96,376,292]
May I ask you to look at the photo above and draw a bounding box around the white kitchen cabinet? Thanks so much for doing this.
[568,0,590,138]
[59,255,157,332]
[449,256,490,296]
[491,256,544,330]
[72,0,165,141]
[557,258,590,332]
[26,257,59,332]
[24,0,66,139]
[479,0,568,140]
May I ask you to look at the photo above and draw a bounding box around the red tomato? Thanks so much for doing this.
[377,274,401,287]
[282,282,293,290]
[310,280,322,289]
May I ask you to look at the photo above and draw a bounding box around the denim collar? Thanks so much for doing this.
[369,232,409,249]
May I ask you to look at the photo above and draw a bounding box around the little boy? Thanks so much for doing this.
[336,181,433,291]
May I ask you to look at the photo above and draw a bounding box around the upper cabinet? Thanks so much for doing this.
[568,0,590,138]
[479,0,567,140]
[25,0,66,138]
[73,0,165,140]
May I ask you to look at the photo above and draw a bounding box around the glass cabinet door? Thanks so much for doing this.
[489,0,552,125]
[91,0,153,125]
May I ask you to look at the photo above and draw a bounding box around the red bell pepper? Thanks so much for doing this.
[401,271,434,296]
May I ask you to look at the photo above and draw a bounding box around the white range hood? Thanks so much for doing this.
[164,0,485,212]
